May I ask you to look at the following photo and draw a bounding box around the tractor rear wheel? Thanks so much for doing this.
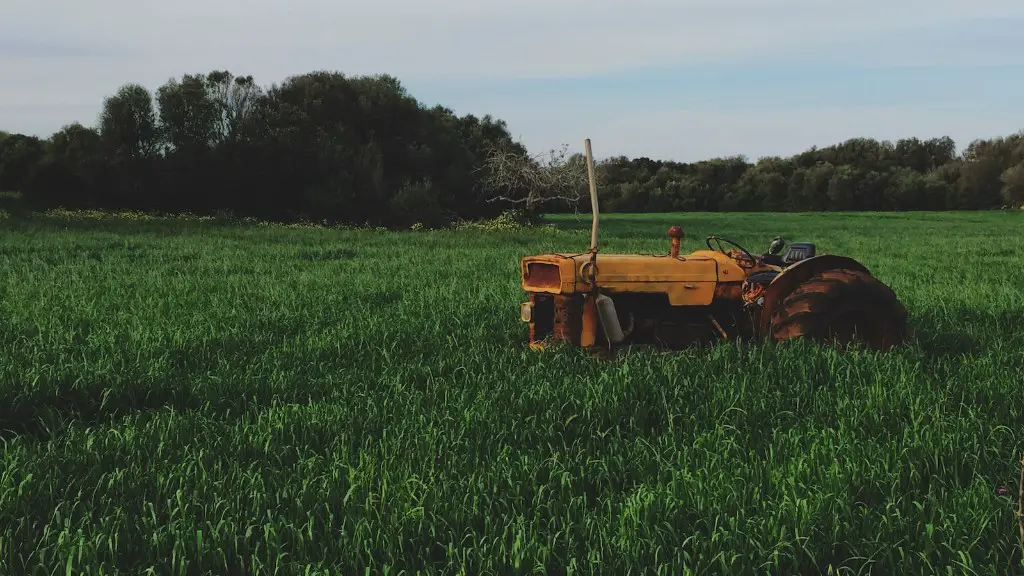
[770,268,908,350]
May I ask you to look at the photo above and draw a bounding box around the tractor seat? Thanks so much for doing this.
[782,242,816,264]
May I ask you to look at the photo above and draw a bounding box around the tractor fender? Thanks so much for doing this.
[758,255,872,337]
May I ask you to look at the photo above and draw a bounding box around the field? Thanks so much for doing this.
[1,210,1023,574]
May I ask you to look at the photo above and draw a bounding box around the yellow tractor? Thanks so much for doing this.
[517,140,908,352]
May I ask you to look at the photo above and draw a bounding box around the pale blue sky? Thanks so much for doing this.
[1,0,1021,161]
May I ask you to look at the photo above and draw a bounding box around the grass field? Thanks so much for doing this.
[1,210,1023,574]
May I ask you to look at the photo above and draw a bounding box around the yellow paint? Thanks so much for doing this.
[521,250,748,306]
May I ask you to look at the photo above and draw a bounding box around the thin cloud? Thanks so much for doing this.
[1,0,1021,158]
[525,105,1024,161]
[5,0,1023,78]
[0,36,121,59]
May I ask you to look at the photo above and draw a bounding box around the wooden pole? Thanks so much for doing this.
[584,138,599,251]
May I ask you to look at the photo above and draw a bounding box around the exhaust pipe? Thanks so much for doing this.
[596,293,626,343]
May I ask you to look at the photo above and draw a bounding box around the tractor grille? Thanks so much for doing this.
[524,262,561,289]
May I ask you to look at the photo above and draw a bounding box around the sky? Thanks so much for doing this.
[1,0,1022,162]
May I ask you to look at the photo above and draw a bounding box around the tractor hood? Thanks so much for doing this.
[520,251,743,305]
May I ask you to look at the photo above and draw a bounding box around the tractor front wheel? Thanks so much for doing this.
[770,268,908,350]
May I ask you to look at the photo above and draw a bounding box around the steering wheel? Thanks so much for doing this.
[706,235,757,267]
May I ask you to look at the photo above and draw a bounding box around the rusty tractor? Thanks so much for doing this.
[517,140,908,353]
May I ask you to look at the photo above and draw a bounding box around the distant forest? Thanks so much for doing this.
[1,70,1022,227]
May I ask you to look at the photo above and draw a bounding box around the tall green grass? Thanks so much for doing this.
[0,210,1022,574]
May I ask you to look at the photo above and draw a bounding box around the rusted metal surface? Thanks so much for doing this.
[524,262,561,290]
[527,294,538,343]
[768,267,907,350]
[581,294,598,347]
[552,296,570,341]
[708,315,728,341]
[667,225,684,258]
[552,295,581,345]
[741,284,764,307]
[714,281,744,301]
[526,293,554,345]
[757,255,871,338]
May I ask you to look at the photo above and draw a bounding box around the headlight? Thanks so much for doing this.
[520,302,533,322]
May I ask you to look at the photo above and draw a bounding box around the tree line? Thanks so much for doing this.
[581,134,1024,213]
[1,69,1022,228]
[0,71,531,227]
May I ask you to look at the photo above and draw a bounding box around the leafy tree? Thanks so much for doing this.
[99,84,159,162]
[1000,162,1024,208]
[3,68,1023,223]
[0,134,45,193]
[97,83,160,209]
[23,123,104,210]
[155,74,220,212]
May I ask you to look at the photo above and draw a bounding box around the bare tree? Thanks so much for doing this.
[205,71,263,144]
[477,142,593,212]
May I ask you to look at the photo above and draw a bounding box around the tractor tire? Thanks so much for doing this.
[770,267,908,350]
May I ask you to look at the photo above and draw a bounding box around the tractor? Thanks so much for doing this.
[517,140,908,352]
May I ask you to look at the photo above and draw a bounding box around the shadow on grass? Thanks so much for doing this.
[502,306,1017,363]
[0,373,324,444]
[911,307,1023,360]
[0,319,358,443]
[299,247,357,261]
[0,379,205,443]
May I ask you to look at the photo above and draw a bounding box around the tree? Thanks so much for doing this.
[476,143,591,216]
[1000,163,1024,208]
[155,74,220,212]
[97,83,160,209]
[156,74,219,153]
[800,162,835,211]
[22,123,104,210]
[205,71,263,145]
[99,84,159,162]
[0,134,45,193]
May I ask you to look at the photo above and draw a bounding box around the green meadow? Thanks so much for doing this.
[1,210,1022,574]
